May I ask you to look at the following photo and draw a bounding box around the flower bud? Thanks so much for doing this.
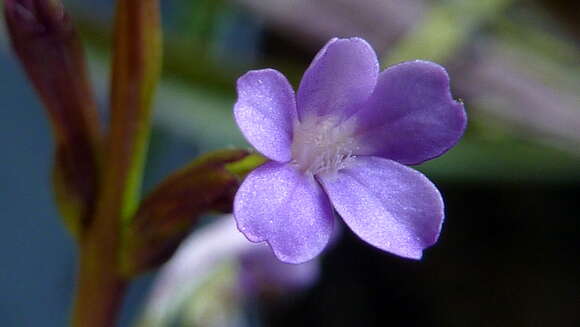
[121,150,266,276]
[4,0,101,237]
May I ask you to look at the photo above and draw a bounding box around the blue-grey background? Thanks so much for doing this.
[0,50,75,326]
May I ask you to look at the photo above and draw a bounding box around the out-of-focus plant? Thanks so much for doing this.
[139,216,320,327]
[3,0,264,325]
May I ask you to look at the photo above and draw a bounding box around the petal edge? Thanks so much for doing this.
[234,69,296,162]
[319,156,444,259]
[296,37,379,122]
[353,60,467,165]
[234,162,334,264]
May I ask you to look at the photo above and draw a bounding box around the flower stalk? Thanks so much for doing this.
[71,0,162,325]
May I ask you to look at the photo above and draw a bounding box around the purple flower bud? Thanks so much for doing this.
[4,0,100,236]
[121,150,258,277]
[4,0,68,37]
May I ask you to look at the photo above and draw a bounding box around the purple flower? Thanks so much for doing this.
[233,37,466,264]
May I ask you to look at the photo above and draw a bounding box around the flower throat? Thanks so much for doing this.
[290,116,359,175]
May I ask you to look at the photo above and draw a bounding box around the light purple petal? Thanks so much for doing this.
[296,37,379,122]
[234,161,334,264]
[234,69,296,162]
[319,156,444,259]
[352,60,467,165]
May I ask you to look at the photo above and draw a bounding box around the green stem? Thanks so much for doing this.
[70,0,161,325]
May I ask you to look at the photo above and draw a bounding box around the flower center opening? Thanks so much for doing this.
[291,116,359,175]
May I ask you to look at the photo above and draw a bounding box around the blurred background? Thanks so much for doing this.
[1,0,579,326]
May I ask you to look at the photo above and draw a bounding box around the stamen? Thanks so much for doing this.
[291,116,359,175]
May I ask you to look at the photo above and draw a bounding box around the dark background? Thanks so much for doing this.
[267,183,580,326]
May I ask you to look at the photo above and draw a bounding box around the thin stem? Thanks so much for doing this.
[69,0,161,325]
[70,238,128,327]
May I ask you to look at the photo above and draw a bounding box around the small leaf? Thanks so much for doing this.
[121,149,265,276]
[4,0,101,237]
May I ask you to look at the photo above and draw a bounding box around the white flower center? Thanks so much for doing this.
[291,116,359,175]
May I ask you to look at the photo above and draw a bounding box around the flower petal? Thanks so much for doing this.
[296,37,379,122]
[353,60,467,165]
[234,69,296,162]
[234,161,334,264]
[319,156,444,259]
